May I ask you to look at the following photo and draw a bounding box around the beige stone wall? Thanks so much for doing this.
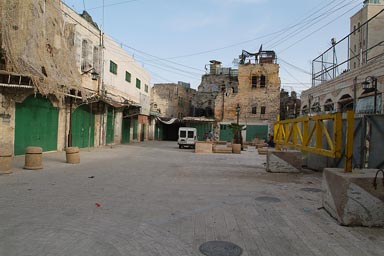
[0,92,15,153]
[152,83,195,118]
[214,63,280,125]
[350,4,384,70]
[192,74,238,117]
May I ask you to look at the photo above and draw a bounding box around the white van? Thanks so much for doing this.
[178,127,197,149]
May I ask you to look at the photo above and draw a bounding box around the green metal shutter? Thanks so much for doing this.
[187,123,212,141]
[106,107,115,144]
[72,105,95,148]
[246,125,268,142]
[133,117,138,140]
[121,118,131,144]
[14,95,58,155]
[219,124,234,142]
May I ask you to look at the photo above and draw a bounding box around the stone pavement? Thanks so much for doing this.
[0,141,383,256]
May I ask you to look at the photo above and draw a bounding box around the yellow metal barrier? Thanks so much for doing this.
[274,111,354,172]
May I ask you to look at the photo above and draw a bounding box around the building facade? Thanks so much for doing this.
[302,0,383,115]
[214,50,280,142]
[0,0,151,156]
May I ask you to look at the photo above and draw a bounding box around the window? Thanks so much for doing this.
[145,84,148,93]
[110,61,117,74]
[81,40,91,71]
[188,130,194,138]
[252,106,257,114]
[93,46,100,73]
[358,22,361,32]
[261,106,266,115]
[252,76,258,88]
[125,71,131,82]
[136,78,141,89]
[353,25,356,35]
[260,75,266,87]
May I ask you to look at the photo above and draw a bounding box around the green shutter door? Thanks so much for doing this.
[121,118,131,144]
[219,124,233,142]
[14,95,58,155]
[133,117,138,140]
[106,107,115,144]
[246,125,268,142]
[187,123,212,141]
[72,105,95,148]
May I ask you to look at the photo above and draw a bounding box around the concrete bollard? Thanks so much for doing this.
[0,149,13,174]
[24,147,43,170]
[232,144,241,154]
[66,147,80,164]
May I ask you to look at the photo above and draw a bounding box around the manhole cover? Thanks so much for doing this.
[199,241,242,256]
[300,188,322,193]
[254,196,281,203]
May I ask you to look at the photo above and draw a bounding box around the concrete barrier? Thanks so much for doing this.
[0,149,12,174]
[195,142,213,153]
[232,144,241,154]
[266,150,302,173]
[322,168,384,227]
[24,147,43,170]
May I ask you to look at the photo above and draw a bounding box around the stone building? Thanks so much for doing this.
[0,0,151,156]
[213,50,281,142]
[191,60,238,118]
[302,0,383,115]
[151,82,195,119]
[280,90,301,120]
[150,82,196,140]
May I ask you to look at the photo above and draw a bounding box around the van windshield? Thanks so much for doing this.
[180,131,186,137]
[188,131,194,138]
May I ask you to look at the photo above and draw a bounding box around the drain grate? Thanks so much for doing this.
[254,196,281,203]
[300,188,322,193]
[199,241,242,256]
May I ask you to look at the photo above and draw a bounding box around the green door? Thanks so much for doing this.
[246,125,268,142]
[219,124,233,142]
[121,118,131,144]
[14,95,58,155]
[106,107,114,144]
[154,123,163,140]
[133,117,138,140]
[72,105,95,148]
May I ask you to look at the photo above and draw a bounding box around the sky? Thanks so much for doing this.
[62,0,363,95]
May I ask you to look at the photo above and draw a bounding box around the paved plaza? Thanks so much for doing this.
[0,141,383,255]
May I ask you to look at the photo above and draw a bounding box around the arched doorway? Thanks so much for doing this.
[72,105,95,148]
[324,99,334,112]
[15,94,58,155]
[338,94,353,112]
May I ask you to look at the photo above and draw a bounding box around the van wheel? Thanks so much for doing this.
[179,145,182,149]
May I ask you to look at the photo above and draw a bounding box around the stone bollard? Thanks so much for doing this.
[24,147,43,170]
[66,147,80,164]
[0,149,13,174]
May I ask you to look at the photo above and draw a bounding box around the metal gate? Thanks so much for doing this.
[72,105,95,148]
[121,118,131,144]
[106,106,114,144]
[14,94,58,155]
[246,125,268,142]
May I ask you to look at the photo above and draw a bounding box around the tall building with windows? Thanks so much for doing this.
[350,0,384,70]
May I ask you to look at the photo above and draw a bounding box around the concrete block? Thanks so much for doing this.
[213,145,232,154]
[322,168,384,227]
[195,142,213,154]
[232,144,241,154]
[267,150,301,173]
